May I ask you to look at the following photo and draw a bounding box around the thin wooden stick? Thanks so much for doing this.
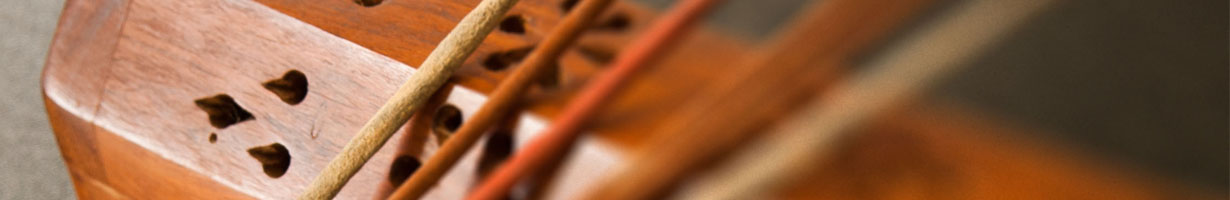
[385,0,616,199]
[579,0,937,198]
[371,86,452,200]
[465,0,723,199]
[675,0,1055,199]
[299,0,519,198]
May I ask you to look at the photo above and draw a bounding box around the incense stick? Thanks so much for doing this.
[677,0,1054,199]
[465,0,724,199]
[383,0,617,199]
[300,0,519,198]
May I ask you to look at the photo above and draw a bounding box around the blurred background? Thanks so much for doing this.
[1,0,1225,199]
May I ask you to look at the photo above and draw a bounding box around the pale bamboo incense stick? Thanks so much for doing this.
[300,0,519,198]
[384,0,617,199]
[465,0,724,199]
[677,0,1055,199]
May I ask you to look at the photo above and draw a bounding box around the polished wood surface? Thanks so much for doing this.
[42,0,1207,199]
[300,0,520,197]
[390,0,616,197]
[44,0,746,198]
[46,100,255,199]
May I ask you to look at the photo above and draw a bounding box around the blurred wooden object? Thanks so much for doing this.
[467,0,724,198]
[42,0,1204,199]
[43,0,745,198]
[679,0,1056,198]
[300,0,519,197]
[387,0,616,197]
[585,0,936,197]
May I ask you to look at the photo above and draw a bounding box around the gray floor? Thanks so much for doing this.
[0,0,1225,199]
[0,0,75,199]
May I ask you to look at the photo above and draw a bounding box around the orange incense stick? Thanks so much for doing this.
[386,0,617,198]
[465,0,724,198]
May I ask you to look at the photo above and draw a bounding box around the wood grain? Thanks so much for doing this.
[46,97,254,199]
[371,86,453,199]
[388,0,616,198]
[42,0,1203,199]
[250,0,757,132]
[45,0,753,198]
[300,0,520,198]
[102,0,416,197]
[42,0,131,198]
[42,0,717,198]
[43,0,129,114]
[254,0,638,94]
[469,0,725,198]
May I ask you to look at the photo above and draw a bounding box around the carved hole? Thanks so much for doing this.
[476,130,514,178]
[247,143,291,178]
[560,0,580,13]
[387,155,422,187]
[209,133,217,143]
[482,46,535,71]
[354,0,382,7]
[594,12,631,31]
[194,94,254,129]
[263,70,309,105]
[499,15,527,34]
[432,104,463,141]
